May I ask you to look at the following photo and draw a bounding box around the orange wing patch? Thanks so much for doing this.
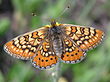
[60,37,86,63]
[32,39,59,70]
[4,41,35,60]
[62,24,104,51]
[4,26,48,60]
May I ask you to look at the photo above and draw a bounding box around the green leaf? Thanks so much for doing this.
[0,71,4,82]
[0,18,10,36]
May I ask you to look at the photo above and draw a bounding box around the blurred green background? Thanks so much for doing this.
[0,0,110,82]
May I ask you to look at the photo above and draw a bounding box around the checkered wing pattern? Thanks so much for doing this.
[62,24,104,51]
[32,38,59,70]
[61,36,86,63]
[4,22,105,70]
[4,26,48,60]
[60,24,104,63]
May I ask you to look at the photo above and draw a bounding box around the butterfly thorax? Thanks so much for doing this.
[49,22,63,57]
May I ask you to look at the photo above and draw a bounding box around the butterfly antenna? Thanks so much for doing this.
[56,5,70,20]
[55,0,74,21]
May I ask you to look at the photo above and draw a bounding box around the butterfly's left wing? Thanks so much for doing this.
[4,26,49,60]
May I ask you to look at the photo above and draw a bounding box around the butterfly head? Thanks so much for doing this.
[50,19,59,27]
[49,20,62,35]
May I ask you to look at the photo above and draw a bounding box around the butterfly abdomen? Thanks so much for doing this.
[53,37,63,57]
[50,25,63,57]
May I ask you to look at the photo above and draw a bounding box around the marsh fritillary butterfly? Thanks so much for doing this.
[4,20,104,70]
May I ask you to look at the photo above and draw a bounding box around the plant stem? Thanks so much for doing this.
[46,62,62,82]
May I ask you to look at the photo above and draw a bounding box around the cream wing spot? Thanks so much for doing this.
[16,44,20,47]
[40,50,43,54]
[25,49,29,53]
[27,45,32,48]
[90,28,94,33]
[85,36,89,39]
[84,32,89,35]
[65,41,69,44]
[89,39,92,43]
[14,40,19,45]
[46,45,50,48]
[20,50,23,54]
[19,37,25,41]
[40,46,43,50]
[29,37,34,42]
[16,49,19,52]
[80,37,85,40]
[31,47,36,52]
[69,48,72,52]
[71,47,75,50]
[13,47,17,51]
[94,37,98,40]
[77,41,82,45]
[84,41,89,45]
[66,48,69,51]
[49,52,52,54]
[34,39,40,46]
[84,28,89,35]
[53,52,55,54]
[45,53,49,57]
[22,45,27,48]
[71,34,79,40]
[76,26,82,34]
[18,45,22,48]
[42,52,45,56]
[19,37,26,45]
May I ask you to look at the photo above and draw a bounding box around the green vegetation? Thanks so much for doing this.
[0,0,110,82]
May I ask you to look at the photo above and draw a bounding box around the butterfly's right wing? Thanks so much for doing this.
[4,26,49,60]
[60,24,104,63]
[61,24,105,51]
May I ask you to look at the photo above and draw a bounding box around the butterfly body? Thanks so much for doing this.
[49,24,64,57]
[4,21,104,70]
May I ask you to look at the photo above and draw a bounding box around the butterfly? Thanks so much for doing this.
[4,20,104,70]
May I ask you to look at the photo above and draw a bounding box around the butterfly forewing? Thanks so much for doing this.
[61,24,104,51]
[4,26,49,60]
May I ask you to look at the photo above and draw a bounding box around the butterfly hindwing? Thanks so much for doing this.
[60,36,86,64]
[32,38,59,70]
[4,26,49,60]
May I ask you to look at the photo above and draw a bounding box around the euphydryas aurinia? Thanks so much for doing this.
[4,20,104,70]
